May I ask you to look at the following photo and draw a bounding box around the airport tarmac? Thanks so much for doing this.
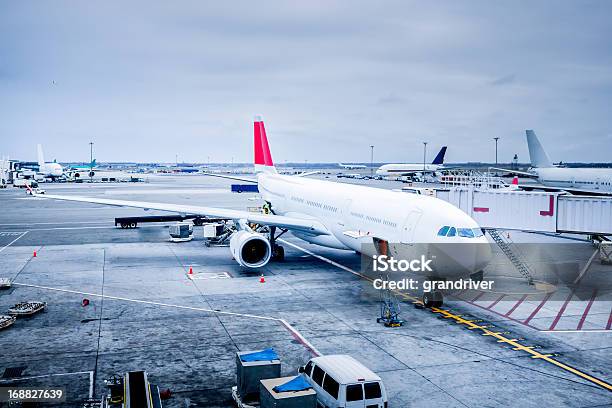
[0,175,611,407]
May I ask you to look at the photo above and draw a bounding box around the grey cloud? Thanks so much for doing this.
[1,1,611,164]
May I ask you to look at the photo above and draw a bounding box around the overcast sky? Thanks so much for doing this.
[1,1,611,164]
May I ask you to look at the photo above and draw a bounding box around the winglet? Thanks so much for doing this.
[254,116,277,174]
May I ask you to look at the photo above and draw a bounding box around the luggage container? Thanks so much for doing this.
[203,223,225,238]
[259,376,317,408]
[236,349,281,402]
[168,223,193,242]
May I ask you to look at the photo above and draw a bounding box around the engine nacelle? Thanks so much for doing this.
[229,230,271,268]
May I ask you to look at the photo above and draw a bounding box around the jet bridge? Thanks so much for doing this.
[433,188,612,235]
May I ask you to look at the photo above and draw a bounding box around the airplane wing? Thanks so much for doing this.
[488,167,537,177]
[200,172,258,183]
[295,170,320,177]
[35,193,330,235]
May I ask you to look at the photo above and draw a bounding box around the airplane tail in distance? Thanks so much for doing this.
[431,146,447,165]
[526,130,552,168]
[37,144,45,167]
[254,116,277,174]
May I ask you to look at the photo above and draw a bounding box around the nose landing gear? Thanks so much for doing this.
[422,291,443,308]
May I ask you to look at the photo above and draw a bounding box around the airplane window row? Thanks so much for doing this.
[437,226,484,238]
[294,196,339,213]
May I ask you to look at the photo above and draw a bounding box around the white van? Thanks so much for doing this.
[299,355,388,408]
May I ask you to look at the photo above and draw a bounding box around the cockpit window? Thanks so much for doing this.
[458,228,474,238]
[439,226,483,238]
[437,226,450,236]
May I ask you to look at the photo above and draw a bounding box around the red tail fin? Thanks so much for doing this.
[254,116,277,173]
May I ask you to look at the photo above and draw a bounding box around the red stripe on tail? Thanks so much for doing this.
[254,118,274,166]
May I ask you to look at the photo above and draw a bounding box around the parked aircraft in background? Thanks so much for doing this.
[338,163,367,169]
[34,144,63,179]
[495,130,612,195]
[32,117,491,307]
[376,147,447,176]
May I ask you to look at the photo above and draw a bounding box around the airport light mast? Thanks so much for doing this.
[494,137,500,165]
[89,142,94,181]
[370,145,374,177]
[422,142,428,171]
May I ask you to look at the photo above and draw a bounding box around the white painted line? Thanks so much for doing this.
[278,238,366,279]
[0,369,95,397]
[12,282,321,356]
[12,282,278,321]
[573,249,599,285]
[540,330,611,334]
[188,272,231,280]
[0,231,28,253]
[0,221,112,226]
[26,225,162,231]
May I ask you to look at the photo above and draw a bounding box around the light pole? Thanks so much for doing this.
[494,137,500,165]
[89,142,94,181]
[370,145,374,177]
[423,142,428,171]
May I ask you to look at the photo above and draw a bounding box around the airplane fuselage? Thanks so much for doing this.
[376,163,442,176]
[258,172,491,279]
[535,167,612,194]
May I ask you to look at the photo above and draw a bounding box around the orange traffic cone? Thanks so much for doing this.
[188,266,193,275]
[33,250,37,257]
[259,274,265,283]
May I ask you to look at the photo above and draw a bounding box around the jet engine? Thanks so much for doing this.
[229,230,271,268]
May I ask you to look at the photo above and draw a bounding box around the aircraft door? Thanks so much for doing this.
[402,210,422,242]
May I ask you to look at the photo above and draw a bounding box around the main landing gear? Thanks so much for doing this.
[268,225,286,262]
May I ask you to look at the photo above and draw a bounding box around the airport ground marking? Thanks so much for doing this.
[278,239,612,393]
[0,230,28,253]
[10,282,320,357]
[0,370,94,399]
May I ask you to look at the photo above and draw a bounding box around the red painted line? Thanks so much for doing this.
[504,295,528,317]
[471,292,485,302]
[548,290,575,331]
[523,293,553,325]
[539,195,555,216]
[606,307,612,330]
[487,294,505,309]
[576,289,598,330]
[473,207,489,213]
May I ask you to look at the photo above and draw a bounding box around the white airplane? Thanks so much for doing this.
[338,163,367,169]
[497,130,612,195]
[32,117,491,307]
[36,144,63,179]
[376,147,447,176]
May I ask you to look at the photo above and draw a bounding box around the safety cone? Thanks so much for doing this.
[33,250,37,257]
[259,274,265,283]
[188,266,193,275]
